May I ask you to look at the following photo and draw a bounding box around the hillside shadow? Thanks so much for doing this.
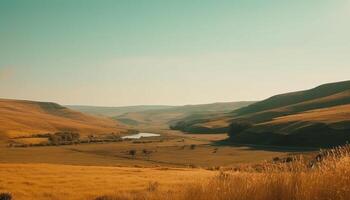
[211,139,319,153]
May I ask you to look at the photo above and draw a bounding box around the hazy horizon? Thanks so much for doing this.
[1,0,350,107]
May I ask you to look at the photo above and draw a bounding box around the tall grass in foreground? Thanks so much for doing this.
[95,145,350,200]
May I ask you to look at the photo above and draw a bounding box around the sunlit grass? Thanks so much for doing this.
[97,145,350,200]
[1,145,350,200]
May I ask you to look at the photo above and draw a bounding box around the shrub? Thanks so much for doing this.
[190,144,196,150]
[147,181,159,192]
[142,149,153,160]
[129,149,136,158]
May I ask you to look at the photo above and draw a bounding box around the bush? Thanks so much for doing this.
[143,149,153,160]
[147,181,159,192]
[0,193,12,200]
[129,149,136,158]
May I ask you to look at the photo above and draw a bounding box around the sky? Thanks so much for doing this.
[0,0,349,106]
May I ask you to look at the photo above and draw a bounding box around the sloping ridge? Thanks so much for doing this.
[235,80,350,116]
[0,99,126,139]
[230,80,350,147]
[172,80,350,147]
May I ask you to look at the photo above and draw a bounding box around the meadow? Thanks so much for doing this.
[1,144,349,200]
[0,163,215,200]
[109,145,350,200]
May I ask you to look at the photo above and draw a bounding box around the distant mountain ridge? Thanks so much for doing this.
[67,105,175,117]
[113,101,256,129]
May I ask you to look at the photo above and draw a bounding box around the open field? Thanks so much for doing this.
[0,163,216,200]
[102,145,350,200]
[1,145,349,200]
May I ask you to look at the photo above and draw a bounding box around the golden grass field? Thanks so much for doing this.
[1,145,349,200]
[0,163,215,200]
[107,145,350,200]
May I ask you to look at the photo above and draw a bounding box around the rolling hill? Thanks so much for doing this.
[113,101,255,130]
[235,80,350,116]
[171,80,350,147]
[66,105,175,117]
[0,99,127,139]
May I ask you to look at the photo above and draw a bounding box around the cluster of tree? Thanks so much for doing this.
[48,132,80,145]
[227,121,253,138]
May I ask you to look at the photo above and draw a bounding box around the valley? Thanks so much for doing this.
[0,81,349,200]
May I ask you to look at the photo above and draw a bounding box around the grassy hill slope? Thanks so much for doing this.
[0,99,126,139]
[235,80,350,116]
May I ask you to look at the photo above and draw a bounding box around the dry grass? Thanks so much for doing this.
[1,145,349,200]
[0,164,215,200]
[97,145,350,200]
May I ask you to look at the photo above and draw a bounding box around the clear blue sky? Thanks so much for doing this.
[0,0,349,106]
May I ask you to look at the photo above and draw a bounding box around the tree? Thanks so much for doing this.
[142,149,152,160]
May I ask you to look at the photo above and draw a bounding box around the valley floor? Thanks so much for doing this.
[0,133,295,168]
[0,131,318,200]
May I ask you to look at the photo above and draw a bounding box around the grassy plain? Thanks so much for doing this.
[0,133,292,168]
[1,144,348,200]
[0,163,215,200]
